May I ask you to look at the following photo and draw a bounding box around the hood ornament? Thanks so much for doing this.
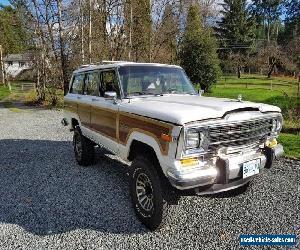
[237,94,243,102]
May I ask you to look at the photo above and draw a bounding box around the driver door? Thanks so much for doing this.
[90,69,120,153]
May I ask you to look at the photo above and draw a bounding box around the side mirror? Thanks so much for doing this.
[104,91,117,103]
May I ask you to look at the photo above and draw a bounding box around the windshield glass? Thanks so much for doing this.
[118,65,196,97]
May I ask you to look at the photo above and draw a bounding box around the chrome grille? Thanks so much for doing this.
[208,118,273,151]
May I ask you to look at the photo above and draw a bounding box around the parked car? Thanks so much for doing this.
[63,61,284,230]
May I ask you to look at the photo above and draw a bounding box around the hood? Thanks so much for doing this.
[119,95,281,125]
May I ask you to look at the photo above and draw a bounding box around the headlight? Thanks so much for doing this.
[185,128,210,151]
[186,129,199,148]
[276,119,282,131]
[272,118,283,133]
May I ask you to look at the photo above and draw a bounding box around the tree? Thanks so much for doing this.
[152,3,178,63]
[251,0,284,42]
[279,0,300,43]
[0,5,29,54]
[125,0,152,62]
[256,42,292,78]
[179,4,220,92]
[217,0,255,78]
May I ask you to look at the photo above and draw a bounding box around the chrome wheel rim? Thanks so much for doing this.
[136,173,154,212]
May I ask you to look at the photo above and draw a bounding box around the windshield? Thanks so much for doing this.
[118,65,196,97]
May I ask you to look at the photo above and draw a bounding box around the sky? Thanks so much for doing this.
[0,0,10,6]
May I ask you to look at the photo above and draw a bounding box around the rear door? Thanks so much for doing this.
[75,73,91,127]
[83,71,101,127]
[65,73,88,126]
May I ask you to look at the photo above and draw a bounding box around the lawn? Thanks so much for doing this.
[218,74,299,96]
[278,133,300,159]
[206,74,300,159]
[0,85,11,100]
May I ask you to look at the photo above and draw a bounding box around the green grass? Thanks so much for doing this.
[218,74,299,96]
[278,133,300,159]
[0,85,11,100]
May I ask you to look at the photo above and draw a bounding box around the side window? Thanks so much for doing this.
[101,70,120,98]
[85,71,100,96]
[71,74,84,94]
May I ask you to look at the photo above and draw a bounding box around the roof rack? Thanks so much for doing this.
[77,60,136,70]
[78,64,96,69]
[101,60,133,64]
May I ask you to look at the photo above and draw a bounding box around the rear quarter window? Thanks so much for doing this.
[71,74,85,94]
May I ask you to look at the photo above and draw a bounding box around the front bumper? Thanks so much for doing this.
[167,144,284,193]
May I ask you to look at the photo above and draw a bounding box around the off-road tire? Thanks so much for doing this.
[130,155,174,230]
[73,126,95,166]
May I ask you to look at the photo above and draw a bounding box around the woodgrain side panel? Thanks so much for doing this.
[64,100,77,114]
[91,106,117,140]
[78,102,90,127]
[119,113,173,155]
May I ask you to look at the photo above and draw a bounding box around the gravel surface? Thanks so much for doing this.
[0,104,299,249]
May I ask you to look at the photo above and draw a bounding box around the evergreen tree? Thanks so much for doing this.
[280,0,300,42]
[250,0,284,42]
[155,4,178,64]
[217,0,255,77]
[0,5,29,54]
[218,0,255,51]
[125,0,152,62]
[179,4,220,92]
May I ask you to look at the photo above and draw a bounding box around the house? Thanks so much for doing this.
[3,53,32,78]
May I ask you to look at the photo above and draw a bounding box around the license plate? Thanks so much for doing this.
[242,159,261,178]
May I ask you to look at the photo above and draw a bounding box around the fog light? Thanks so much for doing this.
[180,158,199,168]
[265,138,277,148]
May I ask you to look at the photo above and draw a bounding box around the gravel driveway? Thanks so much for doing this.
[0,105,299,249]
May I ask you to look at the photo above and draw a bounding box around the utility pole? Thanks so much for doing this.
[0,45,5,85]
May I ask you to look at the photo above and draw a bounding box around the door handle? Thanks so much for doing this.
[77,96,81,99]
[92,98,98,102]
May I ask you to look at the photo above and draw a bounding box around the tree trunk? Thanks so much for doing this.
[80,0,85,63]
[88,0,92,64]
[268,63,275,78]
[237,66,241,78]
[0,45,5,85]
[57,0,69,94]
[267,18,270,43]
[128,2,133,61]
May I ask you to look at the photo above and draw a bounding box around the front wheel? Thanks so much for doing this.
[73,126,95,166]
[130,155,173,230]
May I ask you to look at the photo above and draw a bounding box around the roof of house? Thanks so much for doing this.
[3,53,32,62]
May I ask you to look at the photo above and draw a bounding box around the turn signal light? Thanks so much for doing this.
[161,133,172,142]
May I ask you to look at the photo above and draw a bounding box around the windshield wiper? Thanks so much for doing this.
[164,89,196,95]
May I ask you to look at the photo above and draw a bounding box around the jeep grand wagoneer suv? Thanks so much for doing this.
[63,61,283,230]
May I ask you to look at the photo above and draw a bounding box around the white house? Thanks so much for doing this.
[3,53,32,78]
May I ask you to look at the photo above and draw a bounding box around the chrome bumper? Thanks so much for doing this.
[167,144,284,192]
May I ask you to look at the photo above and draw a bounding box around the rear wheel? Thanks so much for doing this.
[130,155,175,230]
[73,126,95,166]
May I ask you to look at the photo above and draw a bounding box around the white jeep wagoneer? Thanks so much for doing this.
[63,61,284,230]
